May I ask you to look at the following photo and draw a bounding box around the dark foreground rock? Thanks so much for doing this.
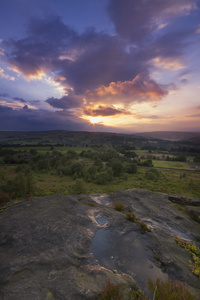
[0,189,200,299]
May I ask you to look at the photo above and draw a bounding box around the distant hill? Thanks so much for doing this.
[0,130,145,147]
[135,131,200,141]
[0,130,200,149]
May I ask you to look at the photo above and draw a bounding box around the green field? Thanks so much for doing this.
[152,160,191,170]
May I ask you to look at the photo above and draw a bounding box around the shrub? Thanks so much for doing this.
[0,192,10,204]
[148,278,195,300]
[70,179,86,194]
[97,279,195,300]
[113,201,125,212]
[125,162,138,174]
[95,169,113,185]
[97,281,123,300]
[145,169,160,181]
[110,159,124,177]
[139,159,153,167]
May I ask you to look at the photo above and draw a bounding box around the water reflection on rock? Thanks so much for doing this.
[92,228,167,294]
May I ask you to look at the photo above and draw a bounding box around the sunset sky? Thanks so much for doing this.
[0,0,200,132]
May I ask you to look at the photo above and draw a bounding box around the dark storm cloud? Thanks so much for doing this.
[5,16,77,77]
[58,32,146,93]
[107,0,197,44]
[0,104,13,112]
[84,105,130,117]
[147,28,195,62]
[4,10,191,102]
[0,105,90,131]
[46,94,83,110]
[4,16,148,93]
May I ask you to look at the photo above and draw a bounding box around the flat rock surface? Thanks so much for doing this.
[0,189,200,299]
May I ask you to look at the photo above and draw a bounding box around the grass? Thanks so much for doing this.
[97,281,123,300]
[147,278,195,300]
[126,212,151,234]
[113,201,125,212]
[97,279,195,300]
[1,164,200,201]
[152,160,191,170]
[174,237,200,279]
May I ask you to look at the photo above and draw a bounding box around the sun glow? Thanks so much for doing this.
[89,116,102,124]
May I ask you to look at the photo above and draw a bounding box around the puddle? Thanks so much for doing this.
[92,228,167,294]
[144,218,191,241]
[90,194,112,207]
[94,212,107,226]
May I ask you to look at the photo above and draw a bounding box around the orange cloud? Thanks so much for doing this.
[92,73,168,102]
[84,105,130,117]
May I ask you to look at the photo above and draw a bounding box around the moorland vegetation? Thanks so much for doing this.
[0,141,200,206]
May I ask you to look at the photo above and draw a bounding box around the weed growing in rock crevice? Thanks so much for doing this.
[113,201,125,213]
[174,237,200,279]
[126,212,151,234]
[113,204,151,234]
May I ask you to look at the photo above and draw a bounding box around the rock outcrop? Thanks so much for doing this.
[0,189,200,299]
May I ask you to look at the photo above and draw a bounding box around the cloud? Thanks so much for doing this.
[83,105,130,117]
[46,93,83,110]
[0,48,5,55]
[23,105,28,110]
[107,0,197,43]
[0,104,13,112]
[13,97,27,103]
[4,16,76,78]
[0,104,90,131]
[0,67,15,81]
[2,4,198,132]
[3,16,148,93]
[180,78,188,85]
[87,72,169,105]
[0,93,9,97]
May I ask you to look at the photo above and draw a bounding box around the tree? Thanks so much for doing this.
[71,179,86,194]
[125,162,137,174]
[110,159,123,177]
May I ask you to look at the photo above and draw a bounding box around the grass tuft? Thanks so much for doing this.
[113,201,125,213]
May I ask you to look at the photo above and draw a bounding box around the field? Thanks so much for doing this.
[0,163,199,199]
[152,160,191,170]
[0,142,200,206]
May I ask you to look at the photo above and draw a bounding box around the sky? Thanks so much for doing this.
[0,0,200,133]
